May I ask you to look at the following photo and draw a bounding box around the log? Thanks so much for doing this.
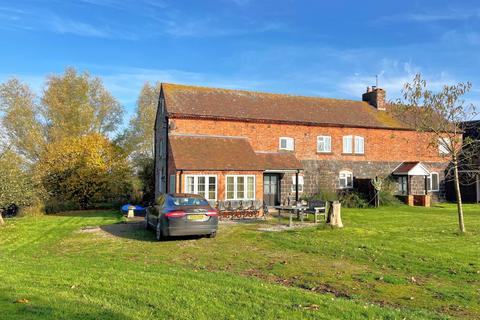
[326,201,343,228]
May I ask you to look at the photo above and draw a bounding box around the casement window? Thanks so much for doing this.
[343,136,353,154]
[338,170,353,189]
[397,176,408,195]
[226,175,255,200]
[354,136,365,154]
[279,137,294,151]
[317,136,332,153]
[169,175,176,193]
[185,175,217,200]
[427,172,439,192]
[291,175,304,193]
[438,137,451,155]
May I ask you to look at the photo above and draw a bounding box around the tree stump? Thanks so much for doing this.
[326,201,343,228]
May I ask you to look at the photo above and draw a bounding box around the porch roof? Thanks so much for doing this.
[255,151,303,171]
[169,134,264,171]
[392,162,430,176]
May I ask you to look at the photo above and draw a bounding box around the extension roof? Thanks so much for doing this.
[162,83,410,130]
[169,134,264,171]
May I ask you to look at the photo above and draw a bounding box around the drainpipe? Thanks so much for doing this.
[295,170,299,203]
[178,170,183,194]
[424,175,428,195]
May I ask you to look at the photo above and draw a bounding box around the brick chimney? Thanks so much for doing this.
[362,86,386,111]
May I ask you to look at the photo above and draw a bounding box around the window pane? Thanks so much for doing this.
[343,136,352,153]
[208,177,216,200]
[355,136,364,154]
[226,176,235,200]
[325,137,331,152]
[280,139,287,149]
[288,139,294,150]
[197,176,206,197]
[247,176,254,199]
[439,138,450,155]
[237,176,245,199]
[432,173,439,191]
[186,176,195,193]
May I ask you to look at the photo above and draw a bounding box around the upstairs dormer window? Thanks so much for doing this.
[279,137,294,151]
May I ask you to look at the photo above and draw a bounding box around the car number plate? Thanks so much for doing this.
[187,214,206,220]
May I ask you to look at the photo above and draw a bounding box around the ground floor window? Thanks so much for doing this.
[291,175,304,193]
[184,175,217,200]
[427,172,439,192]
[226,175,255,200]
[397,176,408,195]
[338,171,353,189]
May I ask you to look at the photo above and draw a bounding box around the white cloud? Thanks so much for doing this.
[377,9,480,24]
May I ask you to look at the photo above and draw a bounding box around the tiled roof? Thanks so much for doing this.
[169,134,264,171]
[392,162,430,176]
[255,152,303,170]
[162,83,410,130]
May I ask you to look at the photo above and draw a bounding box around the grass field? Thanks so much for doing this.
[0,204,479,319]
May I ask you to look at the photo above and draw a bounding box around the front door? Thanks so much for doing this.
[264,174,280,207]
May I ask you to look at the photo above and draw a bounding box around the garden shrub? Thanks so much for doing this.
[338,191,369,208]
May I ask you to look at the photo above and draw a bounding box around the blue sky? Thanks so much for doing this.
[1,0,480,120]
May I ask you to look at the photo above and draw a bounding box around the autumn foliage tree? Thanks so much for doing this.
[36,134,132,209]
[0,67,131,213]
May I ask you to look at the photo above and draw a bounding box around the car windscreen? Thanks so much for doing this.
[172,197,209,206]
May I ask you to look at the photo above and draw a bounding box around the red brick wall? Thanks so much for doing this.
[170,118,453,163]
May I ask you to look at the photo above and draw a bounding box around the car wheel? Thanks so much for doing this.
[155,222,164,241]
[207,231,217,238]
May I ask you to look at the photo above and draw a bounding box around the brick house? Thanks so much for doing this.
[154,83,452,207]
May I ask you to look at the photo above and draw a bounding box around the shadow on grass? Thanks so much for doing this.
[0,292,131,320]
[54,210,121,218]
[99,221,204,242]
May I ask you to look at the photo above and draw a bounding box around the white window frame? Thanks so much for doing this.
[354,136,365,154]
[438,137,451,155]
[317,136,332,153]
[184,175,217,200]
[279,137,294,151]
[343,135,353,154]
[225,175,256,200]
[338,170,353,189]
[291,175,304,193]
[427,172,439,192]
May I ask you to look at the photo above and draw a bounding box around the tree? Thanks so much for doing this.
[41,67,123,141]
[0,79,45,162]
[0,151,35,224]
[395,74,478,233]
[35,134,132,209]
[120,81,161,159]
[117,82,160,204]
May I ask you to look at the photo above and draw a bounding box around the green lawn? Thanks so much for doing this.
[0,204,479,319]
